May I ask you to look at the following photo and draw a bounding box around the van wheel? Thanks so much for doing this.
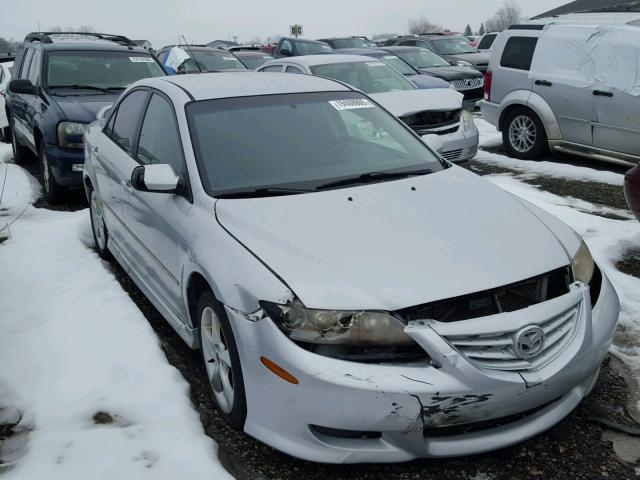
[197,291,247,430]
[39,141,64,203]
[10,119,32,164]
[503,108,547,160]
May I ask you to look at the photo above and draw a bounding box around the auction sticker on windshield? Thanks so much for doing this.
[129,57,155,63]
[329,99,375,111]
[223,57,237,61]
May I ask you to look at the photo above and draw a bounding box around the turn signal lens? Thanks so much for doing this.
[260,357,299,385]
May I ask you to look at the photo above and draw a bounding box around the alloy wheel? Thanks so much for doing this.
[201,306,235,413]
[508,115,537,153]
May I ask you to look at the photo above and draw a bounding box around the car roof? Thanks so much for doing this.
[161,71,351,100]
[158,45,227,53]
[382,46,428,52]
[277,54,378,67]
[336,48,387,56]
[281,37,329,45]
[27,40,150,54]
[233,51,272,57]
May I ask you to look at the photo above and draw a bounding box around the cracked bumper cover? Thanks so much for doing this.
[228,274,618,464]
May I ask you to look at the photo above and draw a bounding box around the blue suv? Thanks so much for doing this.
[6,32,166,202]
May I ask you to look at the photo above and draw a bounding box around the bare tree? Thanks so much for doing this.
[484,1,521,32]
[49,25,97,33]
[407,15,443,34]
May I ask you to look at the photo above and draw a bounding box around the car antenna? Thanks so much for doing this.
[180,34,202,73]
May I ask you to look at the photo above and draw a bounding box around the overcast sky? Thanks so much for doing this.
[2,0,566,48]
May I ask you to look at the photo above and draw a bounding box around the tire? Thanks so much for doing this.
[10,118,32,164]
[0,126,10,143]
[502,108,548,160]
[197,291,247,429]
[39,140,64,203]
[89,187,111,259]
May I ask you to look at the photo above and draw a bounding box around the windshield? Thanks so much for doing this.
[395,49,450,68]
[310,61,415,94]
[329,38,375,49]
[182,50,246,72]
[431,37,478,55]
[297,41,332,55]
[238,55,273,69]
[187,92,444,196]
[47,51,165,91]
[375,54,415,75]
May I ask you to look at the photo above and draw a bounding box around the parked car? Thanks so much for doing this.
[477,32,499,52]
[259,54,479,162]
[83,70,618,464]
[382,46,484,104]
[466,35,480,48]
[317,36,377,49]
[625,165,640,221]
[336,48,452,91]
[272,37,332,58]
[0,55,14,142]
[5,32,166,202]
[481,21,640,162]
[207,40,239,49]
[156,45,246,73]
[386,34,490,72]
[233,51,274,69]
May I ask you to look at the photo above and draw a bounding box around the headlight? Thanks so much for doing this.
[462,109,475,130]
[457,60,473,68]
[261,301,414,346]
[572,240,595,284]
[57,122,88,149]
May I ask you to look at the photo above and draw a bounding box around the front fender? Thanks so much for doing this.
[498,90,561,140]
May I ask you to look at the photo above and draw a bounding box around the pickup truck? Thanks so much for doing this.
[272,37,332,58]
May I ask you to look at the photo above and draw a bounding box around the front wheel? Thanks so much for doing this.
[502,108,548,160]
[39,141,64,203]
[197,291,247,429]
[89,188,110,259]
[10,119,32,164]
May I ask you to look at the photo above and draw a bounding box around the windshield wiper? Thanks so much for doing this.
[316,169,433,190]
[49,84,120,93]
[216,187,312,199]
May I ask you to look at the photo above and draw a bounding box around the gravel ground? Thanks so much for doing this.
[21,146,640,479]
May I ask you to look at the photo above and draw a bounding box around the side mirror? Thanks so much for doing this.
[8,79,35,95]
[131,164,179,193]
[96,105,113,121]
[280,48,293,57]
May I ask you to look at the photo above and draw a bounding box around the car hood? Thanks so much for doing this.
[54,93,120,123]
[369,89,463,117]
[215,167,576,310]
[405,74,451,90]
[417,66,483,81]
[445,52,490,65]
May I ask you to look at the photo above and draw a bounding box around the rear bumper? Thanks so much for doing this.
[480,100,500,128]
[46,144,84,187]
[624,166,640,221]
[229,273,619,464]
[0,101,7,129]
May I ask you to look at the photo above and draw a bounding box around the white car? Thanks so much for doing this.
[83,72,619,464]
[259,54,479,162]
[0,59,14,142]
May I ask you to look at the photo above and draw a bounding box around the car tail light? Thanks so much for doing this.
[484,71,492,101]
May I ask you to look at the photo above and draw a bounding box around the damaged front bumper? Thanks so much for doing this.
[228,274,618,464]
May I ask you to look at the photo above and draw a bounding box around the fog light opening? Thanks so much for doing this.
[260,356,299,384]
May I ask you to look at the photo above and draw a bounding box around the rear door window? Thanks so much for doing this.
[110,90,149,154]
[500,37,538,70]
[261,65,283,72]
[286,66,304,74]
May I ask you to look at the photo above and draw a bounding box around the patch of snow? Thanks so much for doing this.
[0,142,232,478]
[476,118,502,149]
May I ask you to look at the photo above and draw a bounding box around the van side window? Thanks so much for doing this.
[500,37,538,71]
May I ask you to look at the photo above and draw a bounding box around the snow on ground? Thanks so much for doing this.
[475,119,625,187]
[0,143,231,479]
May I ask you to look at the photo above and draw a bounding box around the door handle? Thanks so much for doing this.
[121,180,133,194]
[535,79,552,87]
[593,90,613,97]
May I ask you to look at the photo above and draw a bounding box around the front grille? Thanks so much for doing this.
[398,267,571,323]
[401,109,461,135]
[451,78,484,90]
[442,149,463,161]
[444,303,580,371]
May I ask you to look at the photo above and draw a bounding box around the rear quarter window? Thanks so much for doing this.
[500,36,538,71]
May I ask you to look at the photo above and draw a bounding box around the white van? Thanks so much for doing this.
[481,13,640,164]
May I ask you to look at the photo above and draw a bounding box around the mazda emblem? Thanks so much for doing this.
[514,326,545,359]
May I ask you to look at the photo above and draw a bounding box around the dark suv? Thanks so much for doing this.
[6,32,166,202]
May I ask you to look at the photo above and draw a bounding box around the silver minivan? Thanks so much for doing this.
[481,16,640,164]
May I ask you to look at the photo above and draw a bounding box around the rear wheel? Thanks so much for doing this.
[197,291,247,429]
[39,141,64,204]
[10,118,32,164]
[502,108,547,160]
